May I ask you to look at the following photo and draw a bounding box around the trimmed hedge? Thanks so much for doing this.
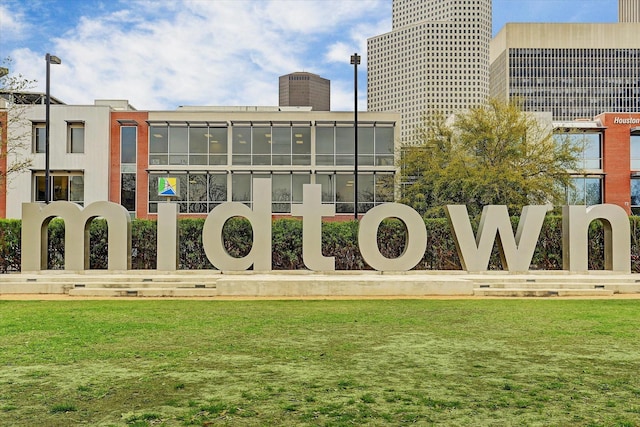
[1,216,639,272]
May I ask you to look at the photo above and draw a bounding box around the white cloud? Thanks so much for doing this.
[325,42,354,64]
[3,0,392,111]
[0,3,28,40]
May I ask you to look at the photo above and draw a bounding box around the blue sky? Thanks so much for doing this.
[0,0,618,111]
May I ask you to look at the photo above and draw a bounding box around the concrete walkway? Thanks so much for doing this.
[1,270,638,298]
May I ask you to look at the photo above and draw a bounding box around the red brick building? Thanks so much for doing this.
[598,112,640,214]
[556,112,640,214]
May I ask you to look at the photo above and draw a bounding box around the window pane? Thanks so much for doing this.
[149,126,168,153]
[189,155,207,165]
[316,127,334,155]
[336,127,355,154]
[272,127,291,166]
[70,175,84,203]
[232,174,251,202]
[582,134,601,169]
[35,176,46,201]
[252,127,271,165]
[149,155,168,166]
[189,127,208,154]
[209,155,227,165]
[34,125,45,153]
[272,127,291,155]
[208,127,228,165]
[316,155,334,166]
[358,127,374,155]
[149,176,161,202]
[375,127,394,155]
[70,126,85,153]
[292,154,311,166]
[358,173,375,213]
[375,127,395,165]
[176,175,187,202]
[169,155,188,165]
[272,174,291,213]
[208,128,227,152]
[169,127,188,154]
[632,179,640,206]
[584,178,602,205]
[208,174,227,203]
[336,174,354,203]
[336,155,354,166]
[631,135,640,170]
[292,174,310,203]
[121,173,135,211]
[186,174,206,214]
[568,177,602,205]
[317,174,334,203]
[292,127,310,155]
[375,174,395,203]
[233,127,250,154]
[121,126,137,164]
[53,176,68,201]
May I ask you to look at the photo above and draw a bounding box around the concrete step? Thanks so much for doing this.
[472,276,640,285]
[476,282,611,290]
[69,282,217,289]
[5,271,222,284]
[475,283,640,293]
[68,287,220,297]
[473,288,615,297]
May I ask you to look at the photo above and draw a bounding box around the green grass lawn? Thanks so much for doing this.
[1,299,640,426]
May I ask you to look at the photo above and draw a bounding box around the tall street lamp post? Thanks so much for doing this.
[45,53,61,204]
[350,53,360,219]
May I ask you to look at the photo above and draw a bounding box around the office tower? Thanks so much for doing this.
[279,72,330,111]
[490,22,640,121]
[367,0,492,142]
[619,0,640,22]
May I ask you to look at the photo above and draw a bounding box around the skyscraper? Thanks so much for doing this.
[367,0,492,142]
[279,72,330,111]
[619,0,640,22]
[490,22,640,121]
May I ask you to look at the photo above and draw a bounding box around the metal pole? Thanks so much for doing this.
[45,54,51,204]
[351,53,361,219]
[44,54,61,204]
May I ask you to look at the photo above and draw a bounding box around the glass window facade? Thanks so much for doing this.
[148,173,227,214]
[35,173,84,205]
[554,132,602,170]
[149,125,228,166]
[319,172,395,214]
[566,177,602,206]
[506,48,640,121]
[145,121,397,215]
[316,125,394,166]
[232,125,311,166]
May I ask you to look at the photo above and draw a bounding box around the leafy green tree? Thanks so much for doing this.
[400,99,581,217]
[0,58,38,184]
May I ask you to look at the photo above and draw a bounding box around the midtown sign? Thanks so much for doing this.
[21,179,631,273]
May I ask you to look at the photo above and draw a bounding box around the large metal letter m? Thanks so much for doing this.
[21,201,132,271]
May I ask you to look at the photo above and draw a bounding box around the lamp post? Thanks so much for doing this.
[45,53,61,204]
[350,53,360,219]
